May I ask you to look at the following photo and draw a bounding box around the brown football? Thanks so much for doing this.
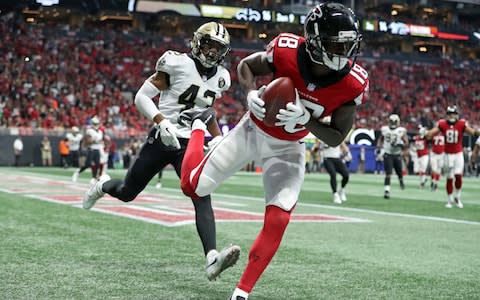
[261,77,296,127]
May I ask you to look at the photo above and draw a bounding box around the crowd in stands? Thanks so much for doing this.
[1,13,479,138]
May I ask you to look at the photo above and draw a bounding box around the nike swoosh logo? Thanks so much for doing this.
[206,258,217,268]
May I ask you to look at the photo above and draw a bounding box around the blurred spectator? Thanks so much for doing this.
[40,135,53,166]
[59,137,70,168]
[13,136,23,167]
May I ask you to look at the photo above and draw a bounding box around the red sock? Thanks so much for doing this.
[180,129,205,199]
[446,178,453,194]
[454,174,462,189]
[98,164,104,176]
[237,206,292,293]
[91,164,98,178]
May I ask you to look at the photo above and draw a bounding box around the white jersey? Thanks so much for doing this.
[85,127,104,150]
[155,51,231,138]
[323,144,341,159]
[476,137,480,146]
[381,126,407,155]
[66,133,83,151]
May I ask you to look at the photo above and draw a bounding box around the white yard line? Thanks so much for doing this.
[2,170,480,226]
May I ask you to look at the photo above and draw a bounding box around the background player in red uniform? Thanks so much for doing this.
[426,106,480,208]
[430,131,445,191]
[180,3,368,299]
[413,126,429,188]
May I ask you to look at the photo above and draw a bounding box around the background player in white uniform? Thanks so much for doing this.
[82,22,240,281]
[180,3,367,299]
[66,126,83,168]
[72,116,104,184]
[377,114,408,199]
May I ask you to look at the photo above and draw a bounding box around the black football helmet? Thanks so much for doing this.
[446,105,459,124]
[304,2,362,71]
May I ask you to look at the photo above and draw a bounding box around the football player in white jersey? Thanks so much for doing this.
[82,22,240,281]
[72,116,104,184]
[66,126,83,168]
[180,3,368,299]
[377,114,408,199]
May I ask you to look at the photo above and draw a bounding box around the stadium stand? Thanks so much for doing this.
[1,15,479,135]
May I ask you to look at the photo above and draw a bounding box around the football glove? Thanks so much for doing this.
[154,119,181,149]
[275,90,310,127]
[247,86,266,120]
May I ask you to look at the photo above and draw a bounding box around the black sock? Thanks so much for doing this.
[192,195,216,256]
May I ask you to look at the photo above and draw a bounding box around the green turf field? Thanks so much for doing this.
[1,167,479,299]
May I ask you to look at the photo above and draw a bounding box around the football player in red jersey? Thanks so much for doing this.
[413,126,429,188]
[180,3,368,299]
[426,106,480,208]
[430,132,445,191]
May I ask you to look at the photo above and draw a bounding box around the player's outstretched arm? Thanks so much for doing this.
[306,104,355,147]
[237,52,273,92]
[425,127,440,139]
[464,124,480,137]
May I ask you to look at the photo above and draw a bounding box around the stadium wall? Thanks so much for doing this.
[0,135,128,167]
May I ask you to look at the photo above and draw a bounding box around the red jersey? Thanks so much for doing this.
[431,133,445,154]
[251,33,369,141]
[413,135,428,157]
[437,119,466,154]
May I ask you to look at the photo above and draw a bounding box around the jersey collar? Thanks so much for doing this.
[188,53,218,80]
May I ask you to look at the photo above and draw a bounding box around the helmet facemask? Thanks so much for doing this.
[388,114,400,129]
[446,106,459,124]
[305,32,361,70]
[447,113,459,124]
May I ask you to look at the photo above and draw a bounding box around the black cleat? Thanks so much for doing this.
[400,181,405,190]
[384,191,390,199]
[178,107,215,127]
